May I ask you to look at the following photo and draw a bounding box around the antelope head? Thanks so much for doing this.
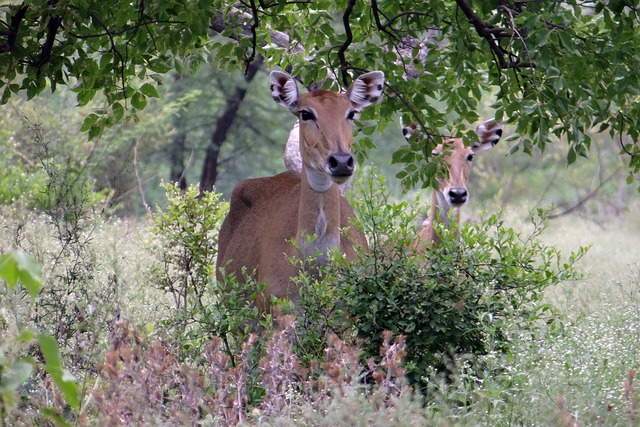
[270,70,385,191]
[404,119,503,216]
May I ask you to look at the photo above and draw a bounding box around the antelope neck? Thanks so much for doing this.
[298,167,341,260]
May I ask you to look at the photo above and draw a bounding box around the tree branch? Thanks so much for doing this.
[370,0,400,41]
[245,0,259,72]
[548,168,621,219]
[35,0,63,74]
[455,0,535,70]
[0,4,28,53]
[337,0,356,86]
[618,113,638,158]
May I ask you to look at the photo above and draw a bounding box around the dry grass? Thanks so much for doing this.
[2,195,640,426]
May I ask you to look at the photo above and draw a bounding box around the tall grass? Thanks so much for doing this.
[1,189,639,426]
[541,207,640,315]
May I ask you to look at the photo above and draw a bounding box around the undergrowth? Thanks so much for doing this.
[1,168,638,426]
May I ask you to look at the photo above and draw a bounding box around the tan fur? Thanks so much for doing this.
[216,170,365,313]
[217,71,384,317]
[410,120,502,251]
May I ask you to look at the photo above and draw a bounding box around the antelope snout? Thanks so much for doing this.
[327,152,355,178]
[448,187,468,205]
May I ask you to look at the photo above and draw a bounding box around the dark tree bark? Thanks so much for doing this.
[168,130,187,191]
[199,55,264,195]
[166,74,189,191]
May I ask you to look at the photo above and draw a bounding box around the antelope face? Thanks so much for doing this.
[433,138,474,208]
[270,70,385,188]
[294,91,359,184]
[402,119,503,209]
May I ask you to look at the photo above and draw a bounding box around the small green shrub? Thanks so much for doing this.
[150,183,258,362]
[299,172,587,390]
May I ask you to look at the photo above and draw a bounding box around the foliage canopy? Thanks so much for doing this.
[2,0,640,188]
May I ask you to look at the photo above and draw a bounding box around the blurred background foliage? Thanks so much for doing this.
[0,63,634,220]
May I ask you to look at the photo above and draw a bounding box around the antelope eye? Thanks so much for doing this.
[467,154,474,161]
[347,110,360,120]
[300,110,315,121]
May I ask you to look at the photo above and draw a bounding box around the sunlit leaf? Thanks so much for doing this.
[0,362,33,393]
[38,334,80,410]
[140,83,159,98]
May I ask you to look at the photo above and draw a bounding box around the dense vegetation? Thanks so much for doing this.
[1,138,638,424]
[2,0,640,425]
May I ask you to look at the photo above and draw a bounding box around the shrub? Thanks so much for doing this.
[90,318,414,426]
[301,172,587,389]
[149,183,258,363]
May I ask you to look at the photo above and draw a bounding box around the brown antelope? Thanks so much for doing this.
[403,120,503,251]
[216,70,385,317]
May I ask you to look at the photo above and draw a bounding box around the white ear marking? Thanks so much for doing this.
[270,71,300,111]
[473,119,503,153]
[346,71,385,109]
[400,117,418,140]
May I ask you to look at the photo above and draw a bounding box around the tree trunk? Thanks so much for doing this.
[168,130,187,191]
[168,73,189,191]
[199,56,264,194]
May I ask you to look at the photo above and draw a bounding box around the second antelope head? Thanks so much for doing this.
[403,119,503,248]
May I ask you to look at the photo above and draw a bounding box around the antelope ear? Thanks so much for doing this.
[270,71,300,111]
[472,119,503,153]
[400,117,418,140]
[346,71,385,109]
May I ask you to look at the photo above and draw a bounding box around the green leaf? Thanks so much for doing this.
[557,30,573,49]
[14,250,42,297]
[131,92,147,110]
[80,113,99,132]
[88,124,103,140]
[0,250,41,296]
[139,83,159,98]
[76,89,95,106]
[38,334,80,410]
[0,253,19,289]
[112,101,124,121]
[0,362,33,393]
[567,146,577,164]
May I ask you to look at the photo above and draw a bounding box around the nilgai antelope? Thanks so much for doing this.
[402,120,503,251]
[216,70,385,317]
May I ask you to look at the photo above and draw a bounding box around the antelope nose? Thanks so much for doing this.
[449,187,468,205]
[327,152,355,177]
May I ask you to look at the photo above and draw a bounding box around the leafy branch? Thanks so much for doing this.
[455,0,535,70]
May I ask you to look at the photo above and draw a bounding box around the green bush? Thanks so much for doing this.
[300,173,587,389]
[150,183,260,363]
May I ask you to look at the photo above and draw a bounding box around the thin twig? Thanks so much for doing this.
[618,113,637,157]
[133,138,151,213]
[245,0,259,72]
[548,167,621,219]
